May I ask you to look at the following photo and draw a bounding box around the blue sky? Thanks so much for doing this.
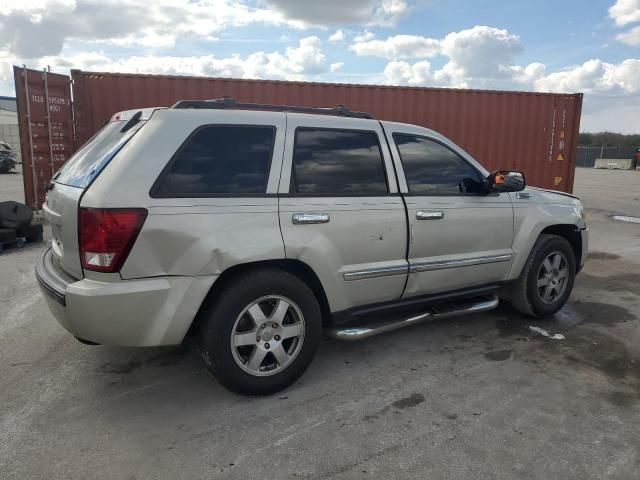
[1,0,639,132]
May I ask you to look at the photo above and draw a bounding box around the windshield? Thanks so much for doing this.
[55,118,146,188]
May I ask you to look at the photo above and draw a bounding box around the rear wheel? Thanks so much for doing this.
[509,234,576,317]
[199,269,322,396]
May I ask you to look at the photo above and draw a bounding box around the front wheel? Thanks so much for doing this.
[199,269,322,396]
[509,234,576,317]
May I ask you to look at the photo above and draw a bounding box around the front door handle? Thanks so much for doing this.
[416,210,444,220]
[292,213,330,225]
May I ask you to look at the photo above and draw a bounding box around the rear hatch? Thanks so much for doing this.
[43,109,155,278]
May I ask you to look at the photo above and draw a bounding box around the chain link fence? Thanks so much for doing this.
[576,146,638,168]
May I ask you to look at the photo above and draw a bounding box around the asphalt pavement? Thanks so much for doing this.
[1,168,639,479]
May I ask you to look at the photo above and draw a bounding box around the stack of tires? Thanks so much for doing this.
[0,201,43,248]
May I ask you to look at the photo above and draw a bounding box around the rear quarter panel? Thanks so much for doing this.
[81,109,287,279]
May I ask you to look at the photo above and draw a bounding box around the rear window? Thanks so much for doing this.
[55,118,146,188]
[152,125,275,197]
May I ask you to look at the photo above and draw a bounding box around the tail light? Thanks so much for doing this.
[79,208,147,272]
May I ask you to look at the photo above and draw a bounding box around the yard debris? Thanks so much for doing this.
[528,326,565,340]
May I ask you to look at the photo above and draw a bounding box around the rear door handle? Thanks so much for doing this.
[292,213,330,225]
[416,210,444,220]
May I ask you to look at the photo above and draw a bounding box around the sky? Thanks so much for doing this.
[1,0,639,133]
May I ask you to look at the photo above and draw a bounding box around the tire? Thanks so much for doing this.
[509,234,576,318]
[199,269,322,396]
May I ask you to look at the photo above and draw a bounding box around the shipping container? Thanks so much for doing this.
[13,67,74,210]
[14,67,582,209]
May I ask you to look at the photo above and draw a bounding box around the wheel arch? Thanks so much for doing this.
[187,259,333,338]
[539,224,582,269]
[509,222,583,280]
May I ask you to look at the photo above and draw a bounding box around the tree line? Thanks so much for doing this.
[579,132,640,147]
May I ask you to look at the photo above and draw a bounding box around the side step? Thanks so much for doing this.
[327,295,499,341]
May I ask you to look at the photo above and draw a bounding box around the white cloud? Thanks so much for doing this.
[328,30,346,43]
[436,26,523,86]
[580,94,640,133]
[609,0,640,26]
[371,26,526,88]
[616,25,640,45]
[330,62,344,72]
[0,0,296,58]
[283,36,326,74]
[353,31,376,42]
[0,36,328,96]
[263,0,408,26]
[507,62,547,85]
[352,34,440,59]
[383,60,432,85]
[535,58,640,94]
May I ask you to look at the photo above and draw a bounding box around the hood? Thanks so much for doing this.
[524,187,581,205]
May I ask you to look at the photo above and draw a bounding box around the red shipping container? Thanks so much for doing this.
[13,66,74,210]
[15,67,582,209]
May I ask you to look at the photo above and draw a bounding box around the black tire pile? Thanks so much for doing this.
[0,201,44,248]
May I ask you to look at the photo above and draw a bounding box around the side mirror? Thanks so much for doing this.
[488,170,526,192]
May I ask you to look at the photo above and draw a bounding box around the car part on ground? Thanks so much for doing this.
[0,201,33,234]
[0,201,44,253]
[0,227,17,243]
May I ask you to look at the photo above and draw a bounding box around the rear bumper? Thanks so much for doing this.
[35,248,216,346]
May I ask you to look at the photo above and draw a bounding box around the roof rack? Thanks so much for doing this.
[171,96,374,119]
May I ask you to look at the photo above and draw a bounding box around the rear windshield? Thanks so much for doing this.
[54,118,146,188]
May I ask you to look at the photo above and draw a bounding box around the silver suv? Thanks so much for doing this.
[36,98,588,395]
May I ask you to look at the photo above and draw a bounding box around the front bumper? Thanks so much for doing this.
[35,248,215,346]
[579,227,589,271]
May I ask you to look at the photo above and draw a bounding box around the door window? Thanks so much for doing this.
[153,125,275,196]
[292,128,388,195]
[394,134,483,195]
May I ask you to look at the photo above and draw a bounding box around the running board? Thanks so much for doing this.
[327,295,499,341]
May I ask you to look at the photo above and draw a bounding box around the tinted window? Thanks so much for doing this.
[394,135,482,194]
[155,125,275,196]
[292,129,388,195]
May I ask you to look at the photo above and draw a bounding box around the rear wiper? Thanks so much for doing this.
[120,111,142,133]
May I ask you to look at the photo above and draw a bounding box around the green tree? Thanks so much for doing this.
[579,132,640,146]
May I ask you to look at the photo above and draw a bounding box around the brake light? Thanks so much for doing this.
[79,208,147,272]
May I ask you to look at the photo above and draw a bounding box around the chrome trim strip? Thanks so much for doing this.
[410,254,512,273]
[343,265,409,281]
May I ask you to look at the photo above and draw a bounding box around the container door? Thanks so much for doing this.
[13,67,74,210]
[386,126,514,297]
[279,115,408,314]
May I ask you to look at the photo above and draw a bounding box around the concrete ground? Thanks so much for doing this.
[1,168,640,479]
[0,163,24,203]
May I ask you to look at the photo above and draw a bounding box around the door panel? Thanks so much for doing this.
[279,197,408,312]
[279,115,408,313]
[382,122,514,297]
[403,195,513,296]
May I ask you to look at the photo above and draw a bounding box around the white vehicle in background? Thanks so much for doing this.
[36,99,588,395]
